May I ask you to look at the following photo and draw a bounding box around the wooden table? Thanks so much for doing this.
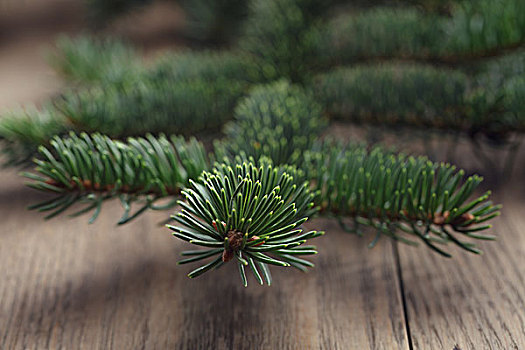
[1,164,523,349]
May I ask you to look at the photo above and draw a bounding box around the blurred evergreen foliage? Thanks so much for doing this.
[2,0,524,164]
[3,0,516,282]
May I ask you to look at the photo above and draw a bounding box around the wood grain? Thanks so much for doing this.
[0,170,409,349]
[397,184,525,350]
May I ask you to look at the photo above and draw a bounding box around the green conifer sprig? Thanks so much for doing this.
[51,37,253,86]
[319,7,440,65]
[0,105,68,166]
[23,132,208,224]
[167,160,323,286]
[216,80,327,166]
[20,132,501,284]
[313,64,468,128]
[53,48,252,138]
[50,35,140,84]
[0,0,511,289]
[312,63,525,138]
[238,0,328,83]
[0,48,254,164]
[320,0,525,66]
[304,141,501,256]
[151,50,253,83]
[55,76,246,137]
[22,132,500,257]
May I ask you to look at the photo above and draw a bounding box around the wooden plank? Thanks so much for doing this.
[397,186,525,350]
[0,170,409,349]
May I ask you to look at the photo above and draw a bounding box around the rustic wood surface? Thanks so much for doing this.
[398,184,525,350]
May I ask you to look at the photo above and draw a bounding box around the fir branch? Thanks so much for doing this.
[476,50,525,82]
[151,50,254,83]
[215,80,327,166]
[238,0,329,83]
[0,105,68,166]
[55,76,246,137]
[52,48,252,138]
[319,0,525,66]
[23,132,208,224]
[52,37,254,86]
[21,132,502,285]
[49,35,141,84]
[312,63,469,129]
[312,63,525,138]
[22,133,501,257]
[5,25,522,168]
[318,7,441,65]
[167,159,323,286]
[304,140,501,256]
[0,49,253,164]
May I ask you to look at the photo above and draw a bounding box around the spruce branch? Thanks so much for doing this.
[0,105,68,166]
[49,35,141,84]
[313,63,467,127]
[22,133,501,257]
[53,49,252,138]
[216,80,328,166]
[304,140,501,256]
[21,132,502,285]
[319,0,525,66]
[238,0,328,83]
[167,159,323,286]
[0,49,253,164]
[312,63,525,138]
[55,76,246,137]
[52,36,254,86]
[0,0,512,291]
[23,132,208,224]
[151,50,254,83]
